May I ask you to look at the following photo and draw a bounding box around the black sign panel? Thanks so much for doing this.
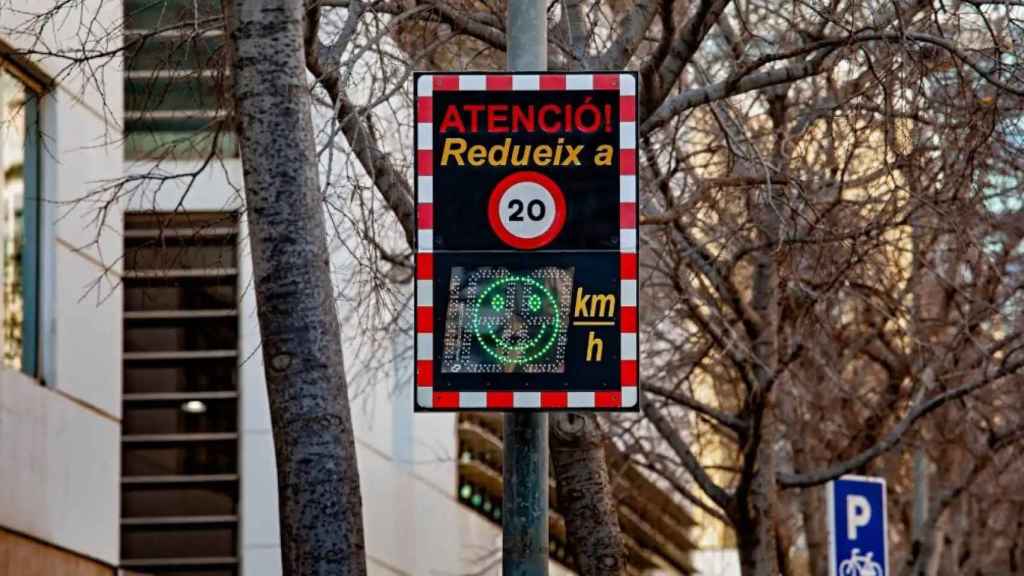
[414,72,638,412]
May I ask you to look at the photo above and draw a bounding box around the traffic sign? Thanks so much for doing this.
[413,72,639,412]
[488,171,566,250]
[827,476,889,576]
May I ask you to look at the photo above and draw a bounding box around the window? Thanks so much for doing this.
[123,0,236,160]
[121,212,241,576]
[0,58,41,377]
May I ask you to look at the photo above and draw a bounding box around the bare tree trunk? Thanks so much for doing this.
[737,425,781,576]
[222,1,366,574]
[785,354,828,576]
[795,452,829,576]
[909,449,931,576]
[737,88,789,576]
[550,414,626,575]
[776,513,797,576]
[1009,504,1024,573]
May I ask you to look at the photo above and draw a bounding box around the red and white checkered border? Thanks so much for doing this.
[414,72,639,411]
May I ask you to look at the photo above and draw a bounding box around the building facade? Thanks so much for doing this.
[0,1,123,573]
[0,2,697,575]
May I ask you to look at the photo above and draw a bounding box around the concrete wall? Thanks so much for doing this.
[0,0,123,567]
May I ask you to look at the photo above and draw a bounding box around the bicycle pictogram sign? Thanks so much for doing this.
[827,476,889,576]
[839,548,883,576]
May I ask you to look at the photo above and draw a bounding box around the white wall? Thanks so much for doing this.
[0,368,119,565]
[0,0,123,565]
[49,90,124,419]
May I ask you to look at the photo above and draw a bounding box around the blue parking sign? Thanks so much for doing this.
[827,476,889,576]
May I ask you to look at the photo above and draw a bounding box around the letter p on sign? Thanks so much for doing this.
[846,495,871,540]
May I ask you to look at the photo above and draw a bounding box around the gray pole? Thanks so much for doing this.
[507,0,547,71]
[503,2,549,575]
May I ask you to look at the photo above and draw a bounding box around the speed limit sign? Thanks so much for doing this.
[488,171,566,250]
[414,71,639,413]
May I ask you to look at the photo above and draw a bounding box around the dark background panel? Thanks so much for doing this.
[431,89,619,252]
[431,251,621,392]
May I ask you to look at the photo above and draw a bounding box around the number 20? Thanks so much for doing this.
[508,199,546,221]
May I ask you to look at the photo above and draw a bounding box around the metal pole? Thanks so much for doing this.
[506,0,547,71]
[504,2,548,575]
[503,412,549,576]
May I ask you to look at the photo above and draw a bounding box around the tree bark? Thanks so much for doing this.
[796,458,829,576]
[222,1,366,574]
[736,88,788,576]
[550,413,626,575]
[786,357,828,576]
[736,419,781,576]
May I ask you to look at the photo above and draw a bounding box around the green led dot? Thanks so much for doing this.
[528,292,542,312]
[471,492,483,507]
[460,484,472,500]
[491,294,505,311]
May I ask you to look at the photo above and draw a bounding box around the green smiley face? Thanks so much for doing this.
[471,275,561,365]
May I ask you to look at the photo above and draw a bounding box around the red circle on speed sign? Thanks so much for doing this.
[487,171,567,250]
